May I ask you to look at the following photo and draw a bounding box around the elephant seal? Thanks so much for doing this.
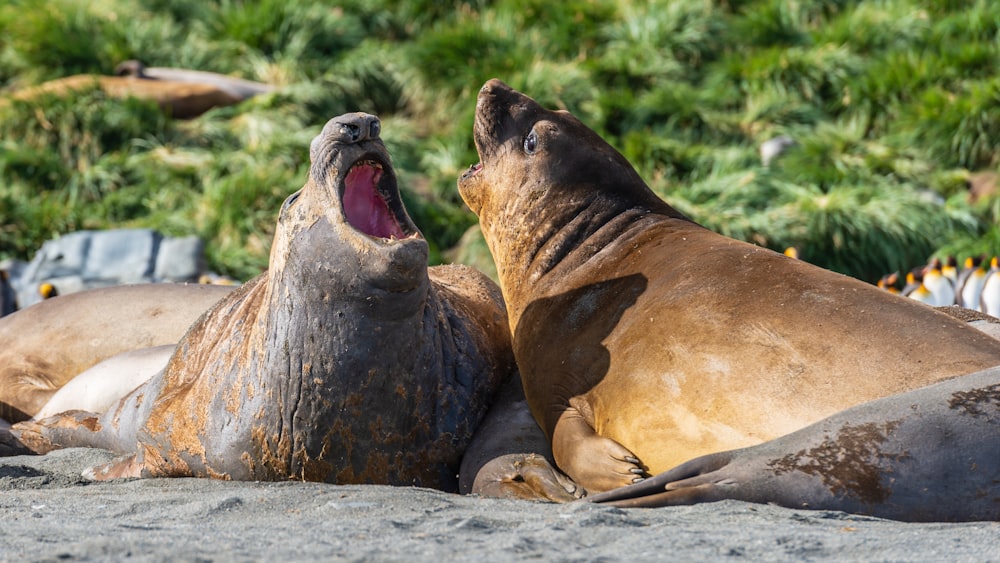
[12,113,520,492]
[459,374,580,502]
[2,75,242,119]
[457,79,1000,494]
[32,345,175,420]
[114,60,274,100]
[0,284,234,423]
[586,366,1000,522]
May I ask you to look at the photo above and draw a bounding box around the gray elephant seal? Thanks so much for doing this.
[114,60,274,100]
[0,284,233,422]
[13,113,519,491]
[457,79,1000,494]
[586,366,1000,522]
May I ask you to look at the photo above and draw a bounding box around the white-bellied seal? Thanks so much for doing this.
[0,284,234,423]
[586,365,1000,522]
[31,345,176,420]
[457,79,1000,494]
[11,113,527,492]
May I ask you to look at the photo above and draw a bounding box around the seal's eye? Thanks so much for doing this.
[524,130,538,154]
[281,189,302,212]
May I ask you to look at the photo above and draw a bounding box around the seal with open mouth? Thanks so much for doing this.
[457,79,1000,497]
[13,113,516,490]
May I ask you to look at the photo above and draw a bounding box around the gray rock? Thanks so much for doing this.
[80,229,159,283]
[7,229,210,310]
[154,236,205,282]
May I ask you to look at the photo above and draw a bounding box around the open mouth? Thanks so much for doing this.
[342,159,412,240]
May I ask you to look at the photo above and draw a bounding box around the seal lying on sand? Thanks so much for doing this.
[31,345,177,421]
[12,113,519,491]
[0,284,233,423]
[457,79,1000,494]
[587,366,1000,522]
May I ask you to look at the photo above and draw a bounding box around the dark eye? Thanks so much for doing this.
[524,130,538,154]
[281,189,302,212]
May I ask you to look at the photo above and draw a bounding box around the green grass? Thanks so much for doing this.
[1,0,999,283]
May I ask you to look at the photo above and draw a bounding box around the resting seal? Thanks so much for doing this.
[32,345,176,420]
[586,366,1000,522]
[457,79,1000,494]
[114,60,274,100]
[0,284,233,422]
[13,113,517,491]
[2,75,243,119]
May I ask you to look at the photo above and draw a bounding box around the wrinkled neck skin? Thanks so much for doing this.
[256,237,498,489]
[140,170,472,486]
[267,179,430,318]
[479,182,687,333]
[229,174,449,483]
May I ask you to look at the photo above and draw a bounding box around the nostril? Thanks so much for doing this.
[369,120,380,139]
[339,123,360,142]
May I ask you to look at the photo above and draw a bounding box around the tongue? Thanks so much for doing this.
[343,164,407,239]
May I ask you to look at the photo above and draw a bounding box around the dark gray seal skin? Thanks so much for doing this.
[115,60,275,100]
[12,113,516,492]
[457,79,1000,495]
[586,365,1000,522]
[0,284,234,423]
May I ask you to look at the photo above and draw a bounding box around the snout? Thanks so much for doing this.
[472,79,520,161]
[323,112,381,145]
[478,79,517,102]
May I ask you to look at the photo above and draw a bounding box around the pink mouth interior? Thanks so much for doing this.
[343,163,407,239]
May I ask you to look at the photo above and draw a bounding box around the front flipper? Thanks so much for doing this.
[584,450,737,507]
[11,410,125,455]
[471,453,582,502]
[552,406,648,493]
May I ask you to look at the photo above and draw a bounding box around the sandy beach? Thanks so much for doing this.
[2,448,997,562]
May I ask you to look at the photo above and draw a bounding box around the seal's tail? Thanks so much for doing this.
[0,426,34,456]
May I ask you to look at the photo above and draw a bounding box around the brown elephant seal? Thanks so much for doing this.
[457,79,1000,494]
[3,75,242,119]
[12,113,522,492]
[586,366,1000,522]
[0,284,234,422]
[114,60,275,100]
